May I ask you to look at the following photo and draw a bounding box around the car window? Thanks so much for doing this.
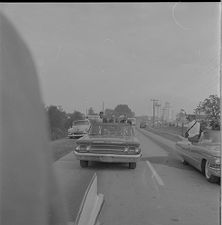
[89,124,133,136]
[73,121,89,126]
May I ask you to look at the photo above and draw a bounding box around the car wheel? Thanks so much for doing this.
[80,160,88,168]
[129,162,136,169]
[202,160,219,183]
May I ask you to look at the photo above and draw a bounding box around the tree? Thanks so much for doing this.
[88,107,96,115]
[105,108,115,117]
[194,95,220,130]
[46,106,85,140]
[46,105,68,139]
[66,111,84,128]
[113,104,135,118]
[176,109,186,124]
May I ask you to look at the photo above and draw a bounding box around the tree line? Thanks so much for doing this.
[176,94,220,130]
[45,105,84,140]
[45,104,135,140]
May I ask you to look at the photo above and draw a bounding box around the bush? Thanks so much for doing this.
[51,128,67,140]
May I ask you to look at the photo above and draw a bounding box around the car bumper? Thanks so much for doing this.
[73,151,142,163]
[208,167,221,177]
[68,133,87,138]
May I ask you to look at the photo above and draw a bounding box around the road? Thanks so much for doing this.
[53,128,220,225]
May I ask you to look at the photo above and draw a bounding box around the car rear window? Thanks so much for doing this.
[89,124,133,136]
[73,121,89,126]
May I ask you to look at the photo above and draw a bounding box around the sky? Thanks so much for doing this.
[1,3,220,117]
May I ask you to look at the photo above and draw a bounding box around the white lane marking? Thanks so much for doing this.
[146,160,164,186]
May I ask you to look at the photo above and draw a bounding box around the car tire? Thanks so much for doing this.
[129,162,136,169]
[202,160,219,183]
[80,160,88,168]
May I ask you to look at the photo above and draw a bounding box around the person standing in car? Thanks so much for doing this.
[185,115,201,143]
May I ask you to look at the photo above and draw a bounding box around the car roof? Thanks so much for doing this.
[73,119,90,122]
[91,122,131,126]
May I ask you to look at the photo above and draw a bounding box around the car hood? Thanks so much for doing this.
[176,140,221,157]
[77,135,140,146]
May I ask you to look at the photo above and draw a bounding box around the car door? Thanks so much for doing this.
[176,141,192,163]
[189,144,205,170]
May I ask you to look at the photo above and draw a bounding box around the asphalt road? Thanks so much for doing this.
[53,128,220,225]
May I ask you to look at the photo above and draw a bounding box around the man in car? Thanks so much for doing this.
[99,111,108,123]
[185,115,201,143]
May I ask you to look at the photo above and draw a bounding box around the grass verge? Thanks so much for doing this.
[50,138,77,161]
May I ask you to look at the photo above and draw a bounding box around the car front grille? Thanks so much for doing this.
[209,163,221,169]
[87,144,136,155]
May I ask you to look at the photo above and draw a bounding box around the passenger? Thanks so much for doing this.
[185,115,201,144]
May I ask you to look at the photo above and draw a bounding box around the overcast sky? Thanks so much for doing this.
[1,3,220,116]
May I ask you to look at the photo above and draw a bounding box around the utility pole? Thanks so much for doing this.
[156,103,161,121]
[150,99,159,127]
[162,108,166,126]
[103,102,104,112]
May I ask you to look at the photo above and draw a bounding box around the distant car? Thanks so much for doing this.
[175,130,220,183]
[74,122,142,169]
[140,121,146,128]
[68,119,91,138]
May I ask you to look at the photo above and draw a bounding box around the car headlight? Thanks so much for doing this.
[215,158,220,164]
[76,144,91,152]
[124,146,140,154]
[209,158,221,169]
[135,148,140,153]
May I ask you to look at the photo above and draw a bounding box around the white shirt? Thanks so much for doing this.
[187,120,200,138]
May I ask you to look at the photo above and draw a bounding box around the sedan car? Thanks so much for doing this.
[175,130,220,183]
[74,122,142,169]
[68,119,91,138]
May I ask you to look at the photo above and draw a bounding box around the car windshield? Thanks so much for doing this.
[73,121,89,126]
[89,124,133,136]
